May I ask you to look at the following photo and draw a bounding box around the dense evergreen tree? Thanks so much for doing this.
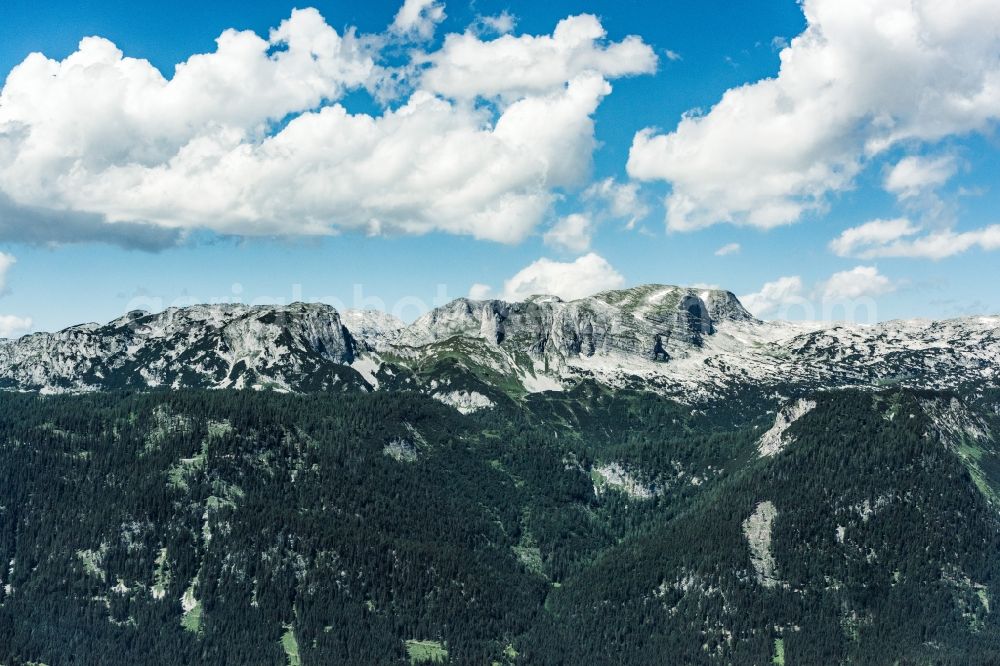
[0,385,996,664]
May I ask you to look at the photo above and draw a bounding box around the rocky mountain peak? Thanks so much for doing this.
[0,286,995,400]
[400,284,753,357]
[593,284,756,325]
[341,309,406,349]
[0,301,357,393]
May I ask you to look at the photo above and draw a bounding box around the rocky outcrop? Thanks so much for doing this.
[399,285,750,364]
[0,302,357,392]
[743,501,780,588]
[702,289,758,324]
[757,399,817,457]
[340,309,405,349]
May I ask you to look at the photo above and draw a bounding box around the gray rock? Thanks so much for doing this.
[0,302,356,392]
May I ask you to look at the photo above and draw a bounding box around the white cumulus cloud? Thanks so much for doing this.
[741,266,896,320]
[419,14,656,102]
[739,276,806,318]
[391,0,446,40]
[820,266,895,301]
[1,9,373,173]
[628,0,1000,231]
[473,12,516,37]
[0,6,654,248]
[543,213,594,253]
[829,218,920,257]
[502,253,625,301]
[884,155,957,200]
[582,178,649,229]
[468,283,493,300]
[830,218,1000,260]
[0,252,16,292]
[0,315,32,339]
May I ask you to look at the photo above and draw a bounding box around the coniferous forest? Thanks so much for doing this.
[0,384,998,665]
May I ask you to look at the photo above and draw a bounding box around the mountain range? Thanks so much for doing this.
[2,284,997,403]
[1,285,999,665]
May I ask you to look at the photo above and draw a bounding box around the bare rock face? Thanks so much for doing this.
[340,309,405,349]
[757,399,817,457]
[1,284,996,401]
[743,501,780,589]
[0,284,747,394]
[702,289,758,324]
[400,285,748,364]
[0,303,358,393]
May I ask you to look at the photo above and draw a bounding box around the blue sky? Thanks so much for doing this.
[0,0,998,333]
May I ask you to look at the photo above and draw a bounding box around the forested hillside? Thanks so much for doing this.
[0,384,997,665]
